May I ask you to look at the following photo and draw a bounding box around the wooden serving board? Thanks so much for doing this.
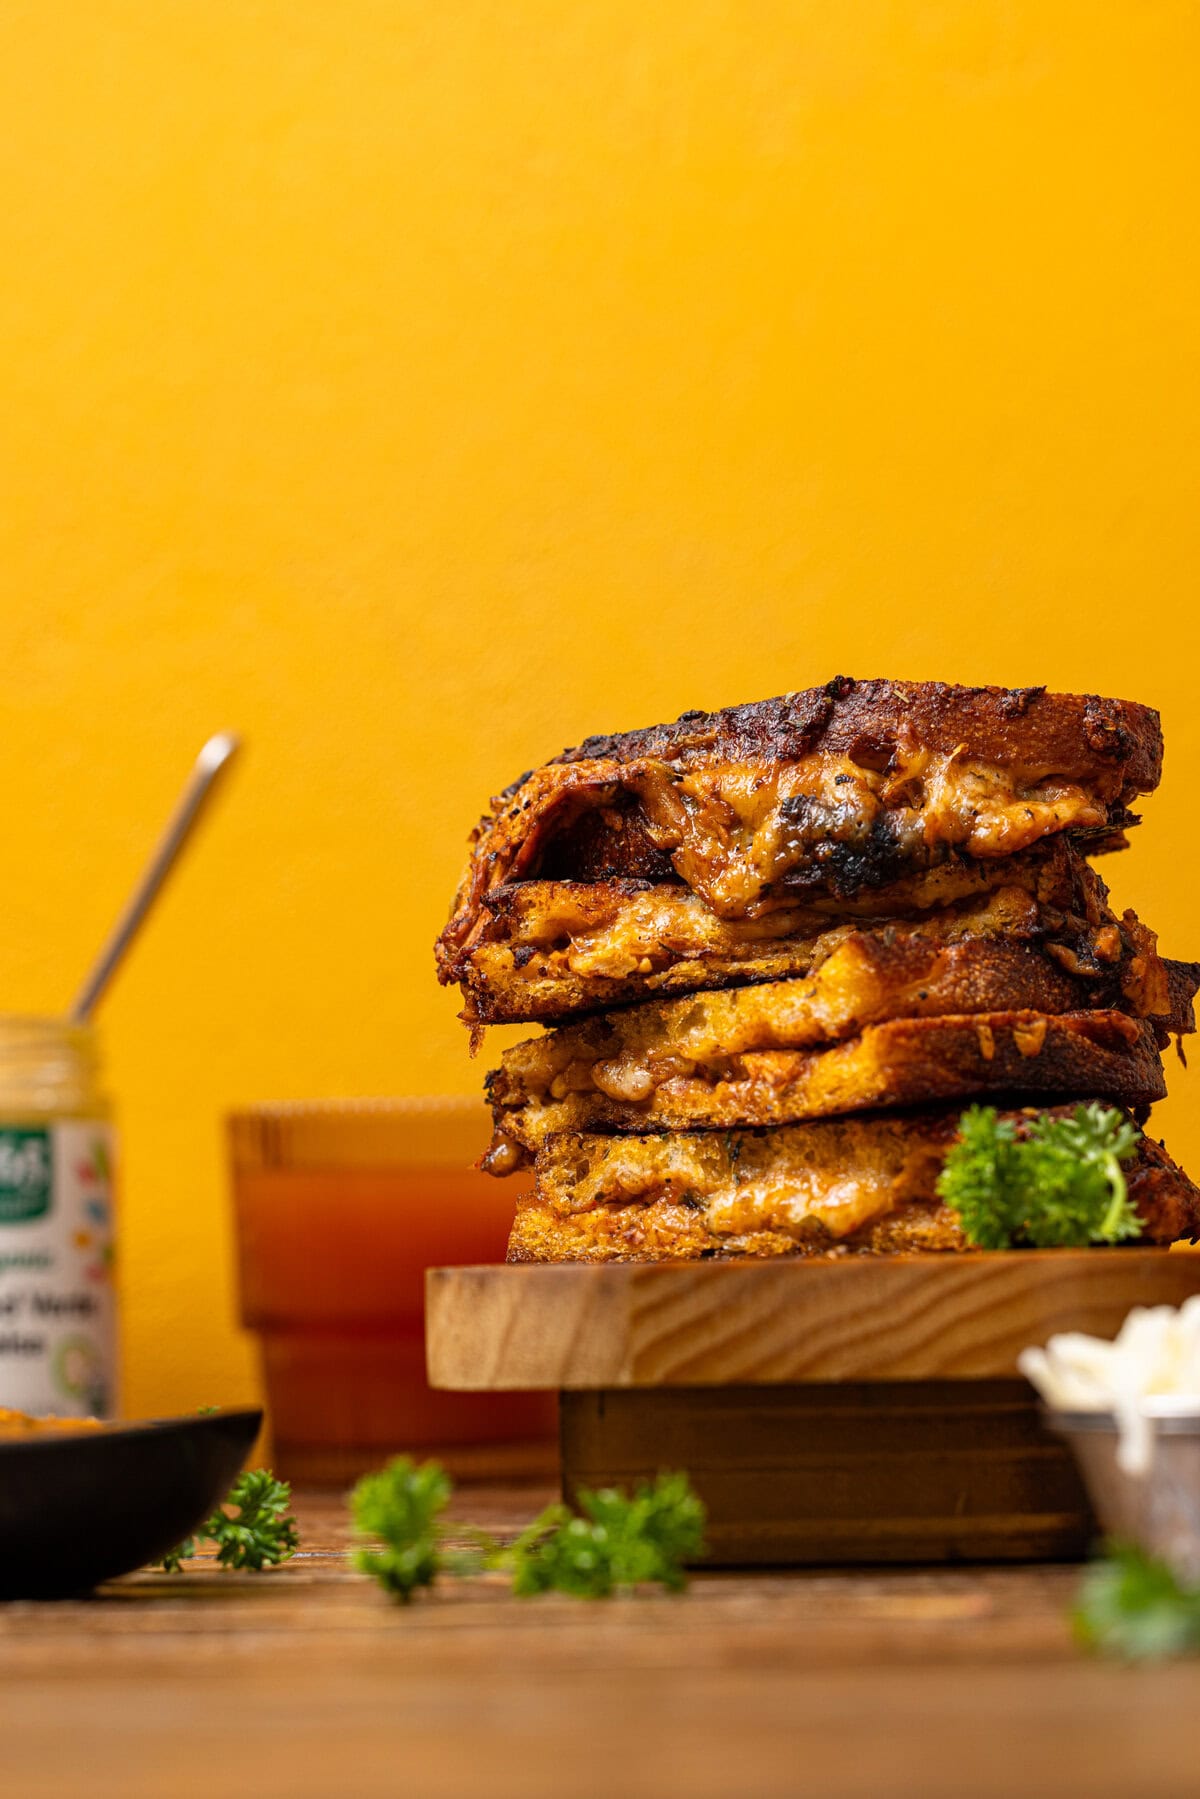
[425,1252,1200,1567]
[426,1249,1200,1390]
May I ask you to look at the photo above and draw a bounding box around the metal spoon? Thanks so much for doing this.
[69,733,242,1022]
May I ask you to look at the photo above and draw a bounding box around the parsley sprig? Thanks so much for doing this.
[936,1103,1143,1250]
[350,1458,452,1600]
[349,1456,706,1603]
[1074,1543,1200,1659]
[161,1469,299,1573]
[506,1474,706,1597]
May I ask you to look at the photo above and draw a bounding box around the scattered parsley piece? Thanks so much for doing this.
[349,1457,451,1603]
[508,1474,707,1598]
[160,1537,195,1574]
[160,1469,299,1573]
[207,1469,300,1570]
[1074,1543,1200,1659]
[348,1459,706,1603]
[936,1103,1143,1250]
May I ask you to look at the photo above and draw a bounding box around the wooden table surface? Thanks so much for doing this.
[2,1483,1198,1799]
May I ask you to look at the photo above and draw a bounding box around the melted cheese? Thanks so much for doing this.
[706,1172,895,1240]
[532,1122,936,1245]
[631,750,1106,918]
[553,879,1044,984]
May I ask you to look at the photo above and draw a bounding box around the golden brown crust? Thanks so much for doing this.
[486,1009,1167,1160]
[547,679,1162,790]
[444,840,1191,1028]
[437,679,1161,976]
[490,939,1165,1109]
[506,1108,1200,1261]
[1166,957,1200,1040]
[442,841,1082,1019]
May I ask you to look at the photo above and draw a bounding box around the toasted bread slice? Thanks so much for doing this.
[438,680,1161,967]
[506,1108,1200,1261]
[444,841,1076,1021]
[446,839,1189,1026]
[489,939,1190,1118]
[484,1009,1167,1163]
[549,679,1161,788]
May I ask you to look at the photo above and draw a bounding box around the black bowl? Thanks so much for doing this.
[0,1407,263,1599]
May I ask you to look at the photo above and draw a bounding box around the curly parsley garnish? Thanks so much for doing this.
[936,1103,1143,1250]
[349,1457,452,1602]
[160,1469,299,1572]
[348,1456,706,1603]
[506,1473,707,1598]
[1074,1543,1200,1659]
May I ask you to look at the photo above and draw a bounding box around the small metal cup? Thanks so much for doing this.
[1048,1401,1200,1582]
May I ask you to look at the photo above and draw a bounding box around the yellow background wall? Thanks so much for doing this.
[1,2,1197,1415]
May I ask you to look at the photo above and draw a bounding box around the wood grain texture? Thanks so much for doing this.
[426,1249,1200,1391]
[2,1490,1199,1799]
[560,1381,1095,1565]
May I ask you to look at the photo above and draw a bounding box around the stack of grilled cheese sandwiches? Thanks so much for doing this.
[436,678,1200,1260]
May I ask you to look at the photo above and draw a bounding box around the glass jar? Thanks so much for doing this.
[228,1097,555,1484]
[0,1018,116,1416]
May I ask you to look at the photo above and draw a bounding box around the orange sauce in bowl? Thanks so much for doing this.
[0,1406,103,1434]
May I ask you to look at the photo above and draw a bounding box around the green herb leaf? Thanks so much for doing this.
[160,1469,299,1573]
[508,1473,707,1598]
[349,1456,452,1603]
[159,1536,196,1573]
[347,1460,706,1603]
[935,1105,1025,1249]
[936,1103,1143,1250]
[1074,1542,1200,1659]
[205,1469,300,1571]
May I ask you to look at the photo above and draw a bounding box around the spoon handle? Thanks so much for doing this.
[69,733,241,1022]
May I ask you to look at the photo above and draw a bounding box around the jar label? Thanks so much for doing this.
[0,1130,52,1222]
[0,1123,115,1416]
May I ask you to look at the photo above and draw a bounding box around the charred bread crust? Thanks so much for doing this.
[484,1009,1167,1158]
[1164,959,1200,1040]
[437,680,1162,969]
[1128,1131,1200,1243]
[545,679,1162,796]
